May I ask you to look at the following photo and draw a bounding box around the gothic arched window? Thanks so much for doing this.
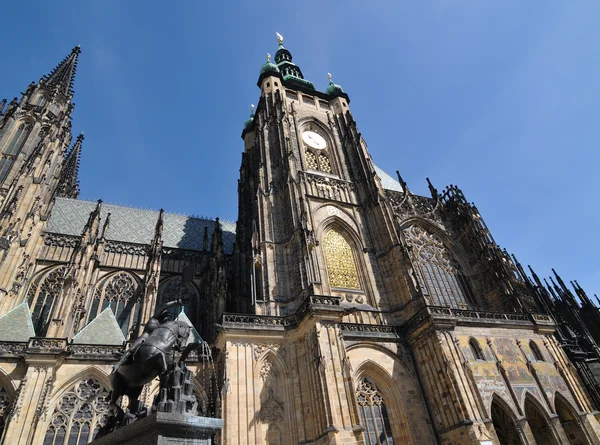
[28,266,67,336]
[43,378,114,445]
[323,229,361,290]
[157,276,198,315]
[530,341,544,362]
[356,378,394,445]
[403,225,474,309]
[157,276,205,335]
[0,123,32,182]
[88,272,141,337]
[469,338,485,361]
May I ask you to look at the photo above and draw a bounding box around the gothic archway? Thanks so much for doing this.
[490,396,523,445]
[555,394,589,445]
[524,395,559,445]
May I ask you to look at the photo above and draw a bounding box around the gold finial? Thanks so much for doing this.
[250,104,255,114]
[276,32,284,44]
[327,72,332,81]
[266,53,271,62]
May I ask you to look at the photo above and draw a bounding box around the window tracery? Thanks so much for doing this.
[403,225,474,308]
[88,272,140,337]
[157,276,197,315]
[0,123,32,183]
[323,229,361,290]
[43,378,114,445]
[28,266,67,336]
[356,378,394,445]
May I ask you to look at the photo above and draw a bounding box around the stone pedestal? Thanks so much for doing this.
[90,411,223,445]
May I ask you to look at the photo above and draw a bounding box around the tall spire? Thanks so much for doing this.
[40,46,81,98]
[56,133,83,198]
[273,33,314,90]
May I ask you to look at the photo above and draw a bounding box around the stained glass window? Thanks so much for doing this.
[88,272,140,337]
[323,230,360,290]
[357,378,394,445]
[28,266,67,336]
[43,378,114,445]
[403,225,474,308]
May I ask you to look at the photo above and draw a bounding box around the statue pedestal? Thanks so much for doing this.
[90,411,223,445]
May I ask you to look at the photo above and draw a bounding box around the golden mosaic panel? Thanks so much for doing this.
[318,153,333,173]
[323,230,360,289]
[305,149,318,170]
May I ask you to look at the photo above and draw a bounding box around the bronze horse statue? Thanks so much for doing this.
[109,299,197,417]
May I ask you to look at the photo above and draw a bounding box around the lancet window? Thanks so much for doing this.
[323,229,361,290]
[88,272,141,337]
[28,266,67,336]
[403,225,474,308]
[469,338,485,361]
[43,378,114,445]
[530,341,544,362]
[0,123,32,182]
[356,378,395,445]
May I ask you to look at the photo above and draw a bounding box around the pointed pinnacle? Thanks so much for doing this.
[41,46,81,97]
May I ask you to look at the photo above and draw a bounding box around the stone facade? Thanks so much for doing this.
[0,41,598,445]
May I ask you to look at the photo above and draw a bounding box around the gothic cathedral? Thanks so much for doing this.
[0,37,598,445]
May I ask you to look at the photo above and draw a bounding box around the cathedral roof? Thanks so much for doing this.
[72,307,125,345]
[46,197,236,253]
[0,302,36,342]
[374,164,404,193]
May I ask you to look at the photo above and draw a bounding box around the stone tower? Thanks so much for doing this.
[220,34,600,445]
[0,47,81,314]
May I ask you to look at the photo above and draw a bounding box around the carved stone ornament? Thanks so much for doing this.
[259,360,280,381]
[260,389,284,423]
[253,343,285,360]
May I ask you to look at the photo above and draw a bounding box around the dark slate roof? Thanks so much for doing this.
[374,164,403,193]
[0,302,35,342]
[46,197,236,253]
[72,308,125,345]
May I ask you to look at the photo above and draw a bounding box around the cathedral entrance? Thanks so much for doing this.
[490,398,523,445]
[555,395,589,445]
[524,397,559,445]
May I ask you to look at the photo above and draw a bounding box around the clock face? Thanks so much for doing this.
[302,131,327,149]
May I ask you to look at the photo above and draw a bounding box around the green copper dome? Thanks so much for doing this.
[260,53,280,75]
[326,79,344,96]
[244,105,255,130]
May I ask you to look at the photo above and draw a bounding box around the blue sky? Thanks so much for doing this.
[1,1,599,297]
